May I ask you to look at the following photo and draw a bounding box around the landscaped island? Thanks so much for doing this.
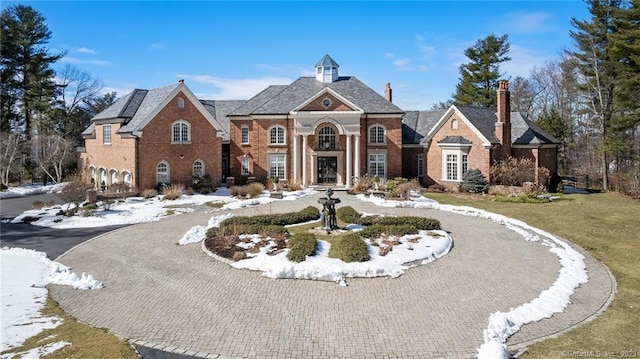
[202,205,453,284]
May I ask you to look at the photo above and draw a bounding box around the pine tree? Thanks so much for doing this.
[453,34,511,108]
[568,0,622,190]
[0,5,65,138]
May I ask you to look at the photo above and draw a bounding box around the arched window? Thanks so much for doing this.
[177,97,185,109]
[369,125,385,144]
[110,170,119,185]
[98,168,107,189]
[156,162,170,184]
[318,126,336,150]
[269,125,286,145]
[89,166,97,186]
[241,156,250,175]
[123,171,133,185]
[172,120,190,142]
[193,160,204,177]
[451,119,459,130]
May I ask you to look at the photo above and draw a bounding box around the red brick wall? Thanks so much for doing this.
[137,91,222,190]
[363,117,403,179]
[402,146,423,180]
[425,113,491,188]
[80,123,137,187]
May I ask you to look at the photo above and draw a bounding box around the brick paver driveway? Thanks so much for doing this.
[50,193,614,358]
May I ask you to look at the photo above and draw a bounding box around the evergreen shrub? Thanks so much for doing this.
[329,233,370,262]
[286,233,318,262]
[461,169,489,193]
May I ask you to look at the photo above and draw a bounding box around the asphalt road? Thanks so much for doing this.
[0,192,186,359]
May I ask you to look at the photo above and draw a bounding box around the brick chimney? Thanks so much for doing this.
[495,80,511,158]
[384,83,392,102]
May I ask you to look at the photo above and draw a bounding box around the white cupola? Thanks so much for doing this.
[315,54,339,83]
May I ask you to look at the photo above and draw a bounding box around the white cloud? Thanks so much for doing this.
[504,12,553,34]
[177,75,293,100]
[75,47,96,54]
[101,85,134,98]
[60,57,110,66]
[502,44,554,78]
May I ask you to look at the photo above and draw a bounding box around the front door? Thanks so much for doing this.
[317,157,337,184]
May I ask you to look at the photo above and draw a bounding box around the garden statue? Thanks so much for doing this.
[318,187,340,232]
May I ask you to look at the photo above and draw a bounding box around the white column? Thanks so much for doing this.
[293,134,299,184]
[354,134,361,179]
[302,135,308,186]
[346,134,352,188]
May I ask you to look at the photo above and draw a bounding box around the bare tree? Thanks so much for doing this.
[0,131,23,185]
[32,132,74,183]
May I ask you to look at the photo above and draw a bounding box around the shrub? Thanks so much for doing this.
[245,182,265,198]
[374,216,441,230]
[427,183,446,192]
[461,169,488,193]
[392,179,422,199]
[162,183,185,200]
[230,186,246,198]
[353,174,373,193]
[287,181,303,191]
[490,156,536,186]
[286,233,317,262]
[60,173,93,210]
[336,206,362,224]
[141,188,158,199]
[32,200,45,210]
[209,224,289,239]
[102,199,115,210]
[220,206,319,227]
[193,174,215,194]
[0,183,7,191]
[385,177,407,194]
[358,224,419,239]
[329,233,370,262]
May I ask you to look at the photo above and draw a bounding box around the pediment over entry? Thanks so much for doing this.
[292,88,363,113]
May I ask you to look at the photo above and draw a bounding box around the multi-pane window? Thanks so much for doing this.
[462,154,468,178]
[441,149,470,182]
[172,121,190,142]
[241,157,250,175]
[156,162,169,184]
[369,125,385,144]
[103,124,112,144]
[193,160,204,177]
[318,126,336,150]
[446,154,458,181]
[369,153,386,178]
[269,126,285,145]
[417,155,424,177]
[269,154,286,179]
[241,126,249,144]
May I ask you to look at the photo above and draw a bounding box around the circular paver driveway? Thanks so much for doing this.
[50,193,614,358]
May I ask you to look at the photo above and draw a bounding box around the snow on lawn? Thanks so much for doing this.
[0,183,67,199]
[9,187,318,229]
[1,247,102,355]
[230,231,453,284]
[356,191,589,359]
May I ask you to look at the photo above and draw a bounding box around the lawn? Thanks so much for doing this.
[425,191,640,359]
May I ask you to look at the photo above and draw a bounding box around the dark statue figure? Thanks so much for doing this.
[318,187,340,232]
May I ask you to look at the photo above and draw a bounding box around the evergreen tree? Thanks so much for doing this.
[453,34,511,108]
[568,0,622,190]
[0,5,65,138]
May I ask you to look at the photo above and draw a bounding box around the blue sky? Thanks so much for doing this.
[4,1,590,110]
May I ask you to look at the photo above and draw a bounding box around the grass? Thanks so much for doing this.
[205,201,225,208]
[425,191,640,358]
[0,297,137,359]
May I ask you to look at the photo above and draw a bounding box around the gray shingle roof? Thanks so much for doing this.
[455,106,500,143]
[512,113,560,145]
[231,77,403,115]
[81,123,95,137]
[316,54,340,68]
[200,100,246,141]
[118,83,181,133]
[402,110,446,144]
[438,135,472,144]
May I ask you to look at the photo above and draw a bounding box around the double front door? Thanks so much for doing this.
[317,156,337,184]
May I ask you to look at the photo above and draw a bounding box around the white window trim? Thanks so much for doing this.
[268,125,286,145]
[241,157,250,176]
[177,97,185,109]
[440,148,470,182]
[368,124,386,145]
[156,161,170,184]
[103,124,112,145]
[451,119,459,130]
[368,150,387,179]
[171,120,191,143]
[240,125,249,145]
[193,159,205,177]
[268,153,286,179]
